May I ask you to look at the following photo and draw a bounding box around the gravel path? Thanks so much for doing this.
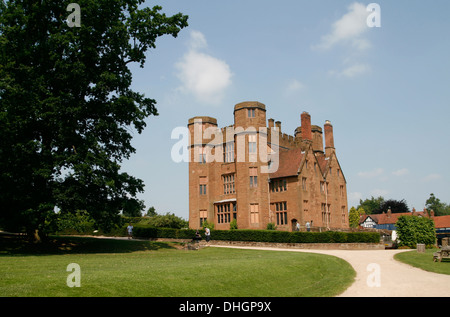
[212,245,450,297]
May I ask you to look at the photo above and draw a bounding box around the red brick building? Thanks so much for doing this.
[188,101,349,231]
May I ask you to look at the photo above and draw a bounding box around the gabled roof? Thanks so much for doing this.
[269,144,347,181]
[376,211,427,225]
[359,211,450,228]
[269,147,303,179]
[360,214,379,224]
[317,151,347,183]
[315,154,329,177]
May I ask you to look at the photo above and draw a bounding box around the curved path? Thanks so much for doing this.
[212,245,450,297]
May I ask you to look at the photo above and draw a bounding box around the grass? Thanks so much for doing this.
[0,235,355,297]
[394,248,450,275]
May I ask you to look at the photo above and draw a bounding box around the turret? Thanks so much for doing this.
[233,101,266,129]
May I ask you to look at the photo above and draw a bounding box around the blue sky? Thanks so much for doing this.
[123,0,450,219]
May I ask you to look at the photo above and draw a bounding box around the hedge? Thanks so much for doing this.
[133,225,380,244]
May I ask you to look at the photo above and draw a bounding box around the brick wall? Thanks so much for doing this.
[188,101,349,231]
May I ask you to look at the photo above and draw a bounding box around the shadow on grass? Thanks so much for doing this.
[0,234,179,256]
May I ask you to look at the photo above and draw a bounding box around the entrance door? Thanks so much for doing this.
[291,219,298,232]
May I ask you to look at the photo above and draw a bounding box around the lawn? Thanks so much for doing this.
[394,249,450,275]
[0,236,355,297]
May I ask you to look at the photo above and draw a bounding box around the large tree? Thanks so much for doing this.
[357,196,410,214]
[425,193,450,216]
[357,196,384,214]
[379,199,409,214]
[0,0,188,239]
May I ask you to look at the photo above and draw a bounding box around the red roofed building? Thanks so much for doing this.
[434,215,450,244]
[188,101,348,231]
[359,208,450,244]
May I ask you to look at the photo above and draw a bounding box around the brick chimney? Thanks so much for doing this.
[301,112,312,142]
[324,120,335,156]
[268,118,274,129]
[275,120,281,131]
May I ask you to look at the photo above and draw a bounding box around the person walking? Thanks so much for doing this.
[205,227,211,244]
[127,223,134,239]
[306,221,311,232]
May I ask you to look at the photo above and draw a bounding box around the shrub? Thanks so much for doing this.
[54,210,96,234]
[266,222,277,230]
[201,220,214,230]
[143,213,188,229]
[396,215,436,248]
[132,225,380,244]
[229,219,238,230]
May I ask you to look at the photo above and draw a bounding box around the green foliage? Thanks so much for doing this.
[0,0,188,237]
[425,193,450,216]
[54,210,95,234]
[358,196,410,214]
[143,213,188,229]
[380,199,409,213]
[145,206,157,217]
[349,207,360,228]
[266,222,277,230]
[395,215,436,248]
[201,220,214,230]
[229,219,238,230]
[357,196,384,214]
[132,226,380,244]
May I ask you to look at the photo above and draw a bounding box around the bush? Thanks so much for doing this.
[141,213,188,229]
[229,219,238,230]
[132,225,380,244]
[201,220,214,230]
[266,222,277,230]
[396,215,436,248]
[54,210,96,234]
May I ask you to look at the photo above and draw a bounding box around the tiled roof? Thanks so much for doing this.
[359,211,450,229]
[434,215,450,228]
[360,214,380,223]
[376,211,427,224]
[316,154,328,175]
[269,148,303,179]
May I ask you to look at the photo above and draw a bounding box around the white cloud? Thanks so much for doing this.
[392,168,410,176]
[329,63,371,78]
[175,30,232,105]
[358,168,384,178]
[284,79,305,95]
[188,30,207,51]
[314,2,370,51]
[423,173,442,182]
[314,2,373,79]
